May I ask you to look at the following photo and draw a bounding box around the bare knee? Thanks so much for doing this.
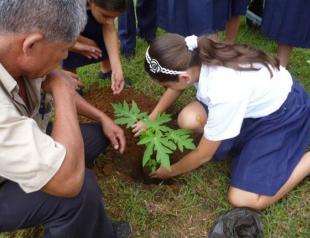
[177,102,206,133]
[228,188,266,211]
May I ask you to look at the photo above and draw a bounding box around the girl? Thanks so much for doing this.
[134,33,310,210]
[224,0,250,44]
[63,0,128,94]
[261,0,310,67]
[157,0,229,40]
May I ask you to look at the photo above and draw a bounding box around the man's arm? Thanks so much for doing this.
[75,92,126,154]
[41,71,85,197]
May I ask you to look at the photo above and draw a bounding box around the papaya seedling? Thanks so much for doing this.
[112,101,196,172]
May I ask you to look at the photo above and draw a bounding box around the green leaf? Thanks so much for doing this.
[142,142,154,167]
[169,129,196,152]
[156,150,171,170]
[113,100,196,172]
[112,101,147,127]
[144,113,172,134]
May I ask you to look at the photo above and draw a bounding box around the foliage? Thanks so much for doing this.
[112,101,196,172]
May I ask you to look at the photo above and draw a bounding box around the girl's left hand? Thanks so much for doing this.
[111,69,125,95]
[149,166,173,180]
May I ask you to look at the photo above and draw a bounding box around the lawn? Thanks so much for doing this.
[1,20,310,238]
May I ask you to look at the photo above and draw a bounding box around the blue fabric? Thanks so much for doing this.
[201,78,310,196]
[157,0,230,36]
[118,0,157,53]
[261,0,310,48]
[0,170,115,238]
[229,0,250,17]
[63,10,108,70]
[0,123,114,237]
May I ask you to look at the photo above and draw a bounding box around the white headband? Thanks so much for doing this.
[145,47,186,75]
[185,35,198,51]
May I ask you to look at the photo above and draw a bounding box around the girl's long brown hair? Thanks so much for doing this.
[145,33,279,82]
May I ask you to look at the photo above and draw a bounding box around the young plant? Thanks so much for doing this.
[112,101,196,172]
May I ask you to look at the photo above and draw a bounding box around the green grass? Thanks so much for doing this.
[2,19,310,238]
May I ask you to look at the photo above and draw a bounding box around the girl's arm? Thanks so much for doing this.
[132,87,183,136]
[149,87,183,120]
[152,137,221,179]
[102,22,124,94]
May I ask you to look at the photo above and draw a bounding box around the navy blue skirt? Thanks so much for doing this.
[157,0,229,36]
[261,0,310,48]
[229,0,250,17]
[63,10,108,69]
[201,78,310,196]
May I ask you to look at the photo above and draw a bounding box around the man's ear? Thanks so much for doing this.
[22,33,44,55]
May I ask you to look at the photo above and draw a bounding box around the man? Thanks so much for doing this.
[0,1,131,237]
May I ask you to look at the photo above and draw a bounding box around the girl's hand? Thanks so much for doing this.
[71,42,102,59]
[111,69,125,95]
[149,166,172,180]
[132,120,147,137]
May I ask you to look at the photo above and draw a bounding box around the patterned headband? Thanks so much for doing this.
[145,47,186,75]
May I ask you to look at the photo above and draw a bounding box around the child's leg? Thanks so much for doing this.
[228,151,310,210]
[224,16,241,44]
[277,44,293,67]
[177,101,207,134]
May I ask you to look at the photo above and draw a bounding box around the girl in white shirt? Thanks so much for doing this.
[134,33,310,210]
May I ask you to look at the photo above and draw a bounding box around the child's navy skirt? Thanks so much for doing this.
[157,0,229,36]
[202,79,310,196]
[63,10,108,69]
[261,0,310,48]
[229,0,250,17]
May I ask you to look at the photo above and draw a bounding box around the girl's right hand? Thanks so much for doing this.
[132,120,147,137]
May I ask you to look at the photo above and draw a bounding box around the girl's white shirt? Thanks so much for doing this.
[195,64,293,141]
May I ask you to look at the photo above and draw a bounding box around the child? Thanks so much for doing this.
[118,0,157,59]
[157,0,229,41]
[224,0,250,44]
[134,33,310,210]
[261,0,310,67]
[63,0,128,94]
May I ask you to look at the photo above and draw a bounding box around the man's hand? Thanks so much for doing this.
[63,70,84,90]
[101,117,126,153]
[43,70,78,94]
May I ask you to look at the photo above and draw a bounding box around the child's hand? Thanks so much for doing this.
[132,120,147,137]
[71,42,102,59]
[149,166,172,179]
[111,69,125,94]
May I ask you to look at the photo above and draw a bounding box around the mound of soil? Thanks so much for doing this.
[81,86,186,184]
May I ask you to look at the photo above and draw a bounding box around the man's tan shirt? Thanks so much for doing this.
[0,64,66,193]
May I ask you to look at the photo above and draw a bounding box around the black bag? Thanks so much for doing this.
[208,208,263,238]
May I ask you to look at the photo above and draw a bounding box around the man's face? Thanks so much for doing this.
[20,38,73,79]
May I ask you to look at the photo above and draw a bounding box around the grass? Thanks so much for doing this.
[2,19,310,238]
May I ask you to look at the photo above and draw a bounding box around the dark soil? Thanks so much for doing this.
[80,86,186,184]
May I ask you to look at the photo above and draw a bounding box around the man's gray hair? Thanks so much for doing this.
[0,0,87,42]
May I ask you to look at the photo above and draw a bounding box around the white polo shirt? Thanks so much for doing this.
[196,64,293,141]
[0,64,66,193]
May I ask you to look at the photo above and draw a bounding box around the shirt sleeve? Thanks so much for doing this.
[0,104,66,193]
[204,100,248,141]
